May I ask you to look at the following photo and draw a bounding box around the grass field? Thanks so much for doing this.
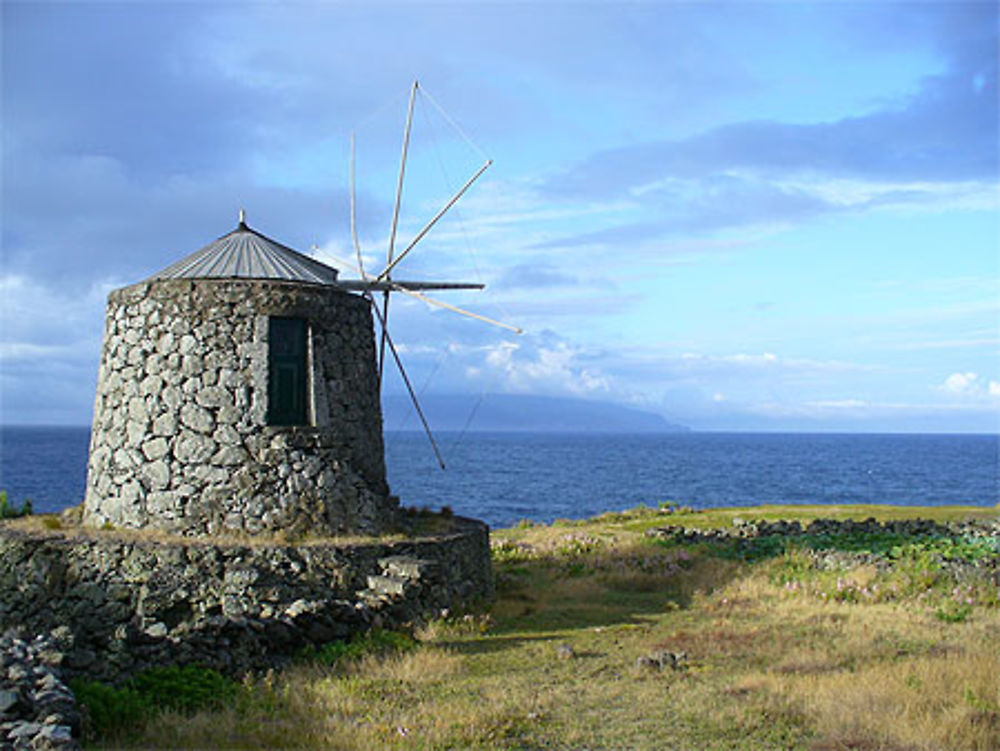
[89,504,999,750]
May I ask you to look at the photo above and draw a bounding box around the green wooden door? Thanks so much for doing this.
[268,316,307,425]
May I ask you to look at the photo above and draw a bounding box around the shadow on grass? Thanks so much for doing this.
[437,632,562,656]
[484,547,741,638]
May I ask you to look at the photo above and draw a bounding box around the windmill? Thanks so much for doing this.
[331,81,522,468]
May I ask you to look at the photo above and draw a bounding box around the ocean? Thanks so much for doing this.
[1,427,996,530]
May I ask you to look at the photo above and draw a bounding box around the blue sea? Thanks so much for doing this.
[1,427,996,529]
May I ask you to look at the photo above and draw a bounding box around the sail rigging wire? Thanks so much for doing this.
[349,133,366,278]
[416,83,521,343]
[419,84,491,162]
[419,97,487,286]
[451,389,489,451]
[448,334,515,453]
[394,341,451,435]
[375,160,492,283]
[369,83,492,284]
[368,292,447,469]
[349,84,412,136]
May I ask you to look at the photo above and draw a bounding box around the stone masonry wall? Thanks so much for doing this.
[83,278,395,536]
[0,517,492,684]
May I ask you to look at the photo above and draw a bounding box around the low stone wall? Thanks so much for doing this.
[0,517,492,684]
[1,631,81,750]
[648,515,1000,543]
[647,516,1000,580]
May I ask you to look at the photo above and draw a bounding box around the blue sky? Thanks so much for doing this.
[2,1,997,432]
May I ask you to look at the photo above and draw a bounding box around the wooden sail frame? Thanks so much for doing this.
[346,79,522,468]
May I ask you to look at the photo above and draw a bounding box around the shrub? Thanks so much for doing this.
[71,678,148,740]
[0,490,32,519]
[128,664,238,713]
[71,665,240,741]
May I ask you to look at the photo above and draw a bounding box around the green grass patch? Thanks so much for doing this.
[71,665,239,742]
[298,628,417,667]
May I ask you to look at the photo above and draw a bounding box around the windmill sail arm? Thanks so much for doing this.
[375,159,492,282]
[387,81,419,270]
[320,252,484,291]
[395,286,523,334]
[319,251,518,333]
[337,279,484,291]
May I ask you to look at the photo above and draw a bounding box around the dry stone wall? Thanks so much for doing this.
[83,278,395,536]
[0,517,492,684]
[1,631,81,750]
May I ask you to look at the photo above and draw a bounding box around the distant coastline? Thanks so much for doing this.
[383,393,688,433]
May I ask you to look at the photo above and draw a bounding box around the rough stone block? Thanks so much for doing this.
[141,438,170,462]
[179,403,213,434]
[141,460,171,491]
[152,413,177,437]
[174,434,216,464]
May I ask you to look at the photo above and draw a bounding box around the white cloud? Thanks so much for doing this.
[482,339,611,396]
[0,274,116,351]
[938,372,1000,402]
[0,273,114,423]
[941,371,981,395]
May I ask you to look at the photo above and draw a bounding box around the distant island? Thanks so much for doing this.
[382,393,688,433]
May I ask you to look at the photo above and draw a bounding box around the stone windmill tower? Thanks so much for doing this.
[83,82,520,539]
[83,212,396,537]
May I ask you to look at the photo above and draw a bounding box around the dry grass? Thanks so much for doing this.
[94,504,999,750]
[702,578,1000,751]
[794,650,999,750]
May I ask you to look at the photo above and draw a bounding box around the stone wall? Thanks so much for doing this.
[1,631,81,750]
[83,278,394,536]
[0,517,492,684]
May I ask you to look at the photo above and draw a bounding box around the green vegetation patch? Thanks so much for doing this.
[71,665,239,742]
[647,521,998,612]
[0,490,33,519]
[298,628,418,667]
[666,528,999,566]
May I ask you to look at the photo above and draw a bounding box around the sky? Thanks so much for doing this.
[2,1,998,433]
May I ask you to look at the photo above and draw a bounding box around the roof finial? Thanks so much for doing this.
[238,208,247,227]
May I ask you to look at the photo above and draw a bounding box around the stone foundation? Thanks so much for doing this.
[0,516,492,684]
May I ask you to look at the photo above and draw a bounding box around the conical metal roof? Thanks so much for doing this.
[149,213,339,285]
